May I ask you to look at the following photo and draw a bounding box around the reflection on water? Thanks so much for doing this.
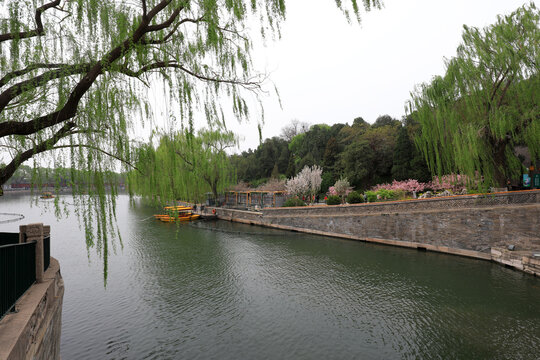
[1,194,539,359]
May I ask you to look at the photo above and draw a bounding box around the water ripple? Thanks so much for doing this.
[2,195,539,360]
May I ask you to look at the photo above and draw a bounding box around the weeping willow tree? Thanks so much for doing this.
[0,0,380,278]
[129,128,237,203]
[409,3,539,188]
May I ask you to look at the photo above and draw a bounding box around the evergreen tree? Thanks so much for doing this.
[391,126,414,181]
[323,136,339,171]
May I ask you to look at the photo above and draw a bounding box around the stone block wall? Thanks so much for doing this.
[216,208,262,223]
[263,203,540,254]
[0,257,64,360]
[213,190,540,275]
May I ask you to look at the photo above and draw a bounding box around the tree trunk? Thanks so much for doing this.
[492,143,508,187]
[212,182,218,202]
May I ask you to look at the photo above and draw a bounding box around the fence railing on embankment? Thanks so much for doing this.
[0,224,51,320]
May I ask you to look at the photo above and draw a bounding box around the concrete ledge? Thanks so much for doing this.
[0,257,64,360]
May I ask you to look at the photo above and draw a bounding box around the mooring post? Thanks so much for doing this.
[20,223,45,283]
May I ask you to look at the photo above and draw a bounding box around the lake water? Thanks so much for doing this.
[1,193,539,359]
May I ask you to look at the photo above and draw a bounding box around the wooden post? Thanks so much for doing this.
[20,223,45,283]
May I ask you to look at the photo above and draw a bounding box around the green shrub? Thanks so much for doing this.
[392,189,406,200]
[365,191,378,203]
[346,191,364,204]
[283,197,306,207]
[376,189,396,200]
[326,195,341,205]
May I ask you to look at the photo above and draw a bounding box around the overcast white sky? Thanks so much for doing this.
[219,0,534,151]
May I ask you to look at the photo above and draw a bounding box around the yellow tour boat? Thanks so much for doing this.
[40,192,55,199]
[154,206,200,222]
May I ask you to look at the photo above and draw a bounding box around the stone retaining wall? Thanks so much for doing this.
[212,190,540,276]
[0,257,64,360]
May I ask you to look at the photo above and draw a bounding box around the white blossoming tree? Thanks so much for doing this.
[285,165,322,203]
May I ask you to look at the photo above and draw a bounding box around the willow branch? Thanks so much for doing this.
[145,6,185,33]
[0,0,61,43]
[0,63,68,87]
[0,0,173,139]
[143,16,203,44]
[117,61,261,89]
[0,121,75,185]
[142,0,148,20]
[51,145,142,173]
[497,73,516,108]
[0,62,92,113]
[174,150,195,169]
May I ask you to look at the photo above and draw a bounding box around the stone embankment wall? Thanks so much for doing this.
[212,190,540,276]
[0,258,64,360]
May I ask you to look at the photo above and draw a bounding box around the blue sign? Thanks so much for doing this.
[523,174,531,187]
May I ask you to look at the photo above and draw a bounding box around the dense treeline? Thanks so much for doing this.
[230,115,431,193]
[4,164,126,190]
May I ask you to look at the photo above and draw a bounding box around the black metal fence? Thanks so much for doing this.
[44,236,50,272]
[0,232,19,246]
[0,241,36,320]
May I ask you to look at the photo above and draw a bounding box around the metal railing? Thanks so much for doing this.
[0,241,36,320]
[0,232,19,247]
[44,236,50,272]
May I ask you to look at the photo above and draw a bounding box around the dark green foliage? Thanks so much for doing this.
[234,113,416,193]
[323,137,339,171]
[285,155,296,178]
[346,191,364,204]
[283,197,306,207]
[289,124,333,173]
[373,115,401,128]
[391,125,431,182]
[326,195,341,205]
[320,171,335,194]
[336,119,399,190]
[339,139,374,189]
[231,137,290,182]
[391,126,413,181]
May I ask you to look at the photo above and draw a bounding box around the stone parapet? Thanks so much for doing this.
[262,190,540,217]
[0,257,64,360]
